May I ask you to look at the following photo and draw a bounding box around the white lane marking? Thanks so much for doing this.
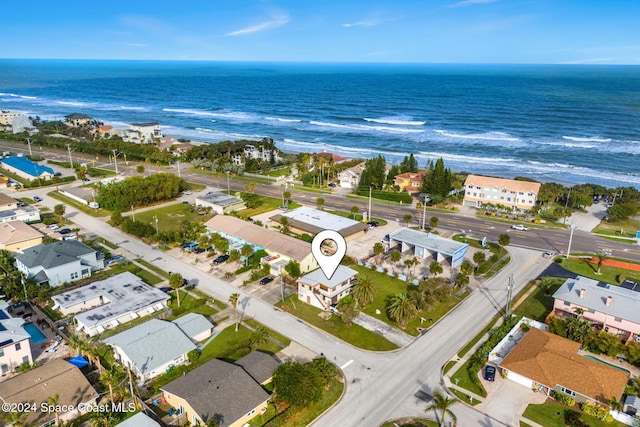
[341,359,354,369]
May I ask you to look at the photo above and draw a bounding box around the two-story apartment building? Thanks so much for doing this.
[297,265,358,310]
[64,113,93,128]
[0,301,33,378]
[394,172,425,193]
[122,122,162,144]
[463,174,540,211]
[15,240,105,287]
[553,276,640,343]
[0,193,41,224]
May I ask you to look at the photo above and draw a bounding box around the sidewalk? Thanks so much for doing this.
[352,312,413,347]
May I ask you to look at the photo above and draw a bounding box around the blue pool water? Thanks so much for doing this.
[23,322,47,344]
[584,355,630,374]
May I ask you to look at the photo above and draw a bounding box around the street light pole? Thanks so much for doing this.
[505,274,514,318]
[66,144,74,168]
[112,150,120,174]
[421,196,427,231]
[563,186,573,225]
[368,186,372,222]
[226,171,230,194]
[26,138,33,157]
[154,215,159,235]
[566,224,576,259]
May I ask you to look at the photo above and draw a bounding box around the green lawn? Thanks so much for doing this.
[559,257,640,284]
[451,359,487,397]
[277,295,398,351]
[134,258,170,279]
[133,203,214,233]
[186,182,206,192]
[244,319,291,346]
[234,193,302,219]
[266,167,291,177]
[513,278,565,321]
[523,402,628,427]
[169,290,218,318]
[593,217,640,237]
[443,360,456,375]
[48,190,110,217]
[351,265,465,336]
[450,388,481,405]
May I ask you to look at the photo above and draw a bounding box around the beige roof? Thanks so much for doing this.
[0,220,43,245]
[500,328,628,403]
[205,215,312,261]
[0,358,98,426]
[464,174,541,194]
[0,192,16,205]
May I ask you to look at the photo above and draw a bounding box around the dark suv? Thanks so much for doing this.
[212,254,229,265]
[484,365,496,382]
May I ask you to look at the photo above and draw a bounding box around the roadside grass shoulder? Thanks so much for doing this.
[559,257,640,284]
[48,190,110,217]
[451,359,487,397]
[513,278,565,321]
[523,402,628,427]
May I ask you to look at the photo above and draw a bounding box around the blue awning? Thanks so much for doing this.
[67,355,89,368]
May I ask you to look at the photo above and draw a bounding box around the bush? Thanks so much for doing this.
[551,390,576,407]
[581,402,608,419]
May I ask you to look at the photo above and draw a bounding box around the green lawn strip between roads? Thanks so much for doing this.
[450,388,481,406]
[523,402,627,427]
[351,264,466,336]
[277,295,398,351]
[48,190,110,217]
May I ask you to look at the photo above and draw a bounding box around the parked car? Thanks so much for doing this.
[329,304,340,314]
[484,365,496,381]
[182,190,193,195]
[381,234,390,243]
[58,228,72,235]
[367,221,379,228]
[33,196,42,202]
[159,287,172,293]
[48,224,60,230]
[193,247,206,254]
[259,276,274,285]
[511,224,528,231]
[328,182,336,188]
[107,255,125,265]
[63,233,77,241]
[212,254,230,265]
[179,241,194,249]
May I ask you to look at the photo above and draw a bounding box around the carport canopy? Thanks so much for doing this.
[388,228,468,267]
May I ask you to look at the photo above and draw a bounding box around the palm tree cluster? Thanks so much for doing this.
[386,278,452,329]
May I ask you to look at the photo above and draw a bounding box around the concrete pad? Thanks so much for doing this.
[478,374,547,427]
[567,202,607,232]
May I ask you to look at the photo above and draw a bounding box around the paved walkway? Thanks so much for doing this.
[567,202,608,232]
[352,312,414,347]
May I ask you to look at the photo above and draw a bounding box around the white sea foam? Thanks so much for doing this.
[433,129,519,142]
[195,127,214,133]
[120,106,145,110]
[266,117,302,123]
[309,120,424,134]
[418,151,515,165]
[536,141,597,149]
[562,136,612,143]
[57,101,85,106]
[0,93,37,100]
[163,108,219,117]
[364,117,426,126]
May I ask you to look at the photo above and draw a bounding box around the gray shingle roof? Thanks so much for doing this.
[104,319,196,376]
[234,351,280,384]
[161,359,270,426]
[553,275,640,324]
[16,240,95,269]
[115,412,160,427]
[171,313,213,340]
[298,265,357,289]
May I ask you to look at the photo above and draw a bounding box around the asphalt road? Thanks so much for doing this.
[25,184,553,427]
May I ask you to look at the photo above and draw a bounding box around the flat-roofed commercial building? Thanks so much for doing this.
[270,206,367,240]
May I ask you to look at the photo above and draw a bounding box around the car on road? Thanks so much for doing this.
[259,276,274,285]
[212,254,229,265]
[511,224,528,231]
[33,196,42,202]
[542,251,556,259]
[182,190,193,195]
[484,365,496,381]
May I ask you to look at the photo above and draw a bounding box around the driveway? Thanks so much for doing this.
[478,370,547,426]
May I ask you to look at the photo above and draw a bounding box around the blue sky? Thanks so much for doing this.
[4,0,640,64]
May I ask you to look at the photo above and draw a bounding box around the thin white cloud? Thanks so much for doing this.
[342,13,398,28]
[558,58,615,64]
[450,0,497,8]
[125,42,147,48]
[226,13,289,36]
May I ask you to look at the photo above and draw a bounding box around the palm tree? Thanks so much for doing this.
[403,214,412,227]
[390,250,402,266]
[386,292,417,329]
[316,197,325,210]
[350,206,359,219]
[429,261,443,277]
[240,244,254,266]
[99,366,127,403]
[282,190,291,207]
[425,391,459,427]
[373,242,384,263]
[430,216,439,228]
[229,293,241,332]
[351,275,375,307]
[280,217,290,234]
[47,393,61,426]
[473,251,486,271]
[169,273,184,307]
[249,327,270,349]
[595,251,607,275]
[7,411,28,427]
[460,261,473,277]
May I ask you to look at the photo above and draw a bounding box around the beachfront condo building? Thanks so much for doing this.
[463,174,540,211]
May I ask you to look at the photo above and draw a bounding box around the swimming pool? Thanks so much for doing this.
[23,322,47,344]
[584,355,631,374]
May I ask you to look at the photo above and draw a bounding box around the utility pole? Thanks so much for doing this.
[280,274,284,303]
[421,196,428,231]
[563,186,573,225]
[26,138,33,157]
[131,205,135,222]
[226,171,230,194]
[506,274,514,318]
[154,215,159,235]
[368,186,372,223]
[66,144,74,168]
[112,150,120,174]
[566,224,576,259]
[177,160,181,178]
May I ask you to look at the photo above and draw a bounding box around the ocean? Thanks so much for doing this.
[1,59,639,188]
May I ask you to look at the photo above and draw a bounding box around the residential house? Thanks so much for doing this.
[394,172,425,193]
[297,265,357,310]
[0,358,99,426]
[552,275,640,342]
[51,271,170,336]
[338,165,362,189]
[316,151,348,164]
[499,327,628,406]
[463,174,540,211]
[15,240,105,287]
[0,301,33,378]
[161,358,271,427]
[0,220,43,252]
[388,228,469,267]
[0,192,41,224]
[0,156,55,180]
[0,110,24,125]
[104,317,206,382]
[234,351,280,385]
[171,312,214,342]
[204,215,318,275]
[11,115,36,134]
[116,412,161,427]
[195,191,246,215]
[122,122,163,144]
[64,113,93,128]
[96,125,113,138]
[269,206,367,241]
